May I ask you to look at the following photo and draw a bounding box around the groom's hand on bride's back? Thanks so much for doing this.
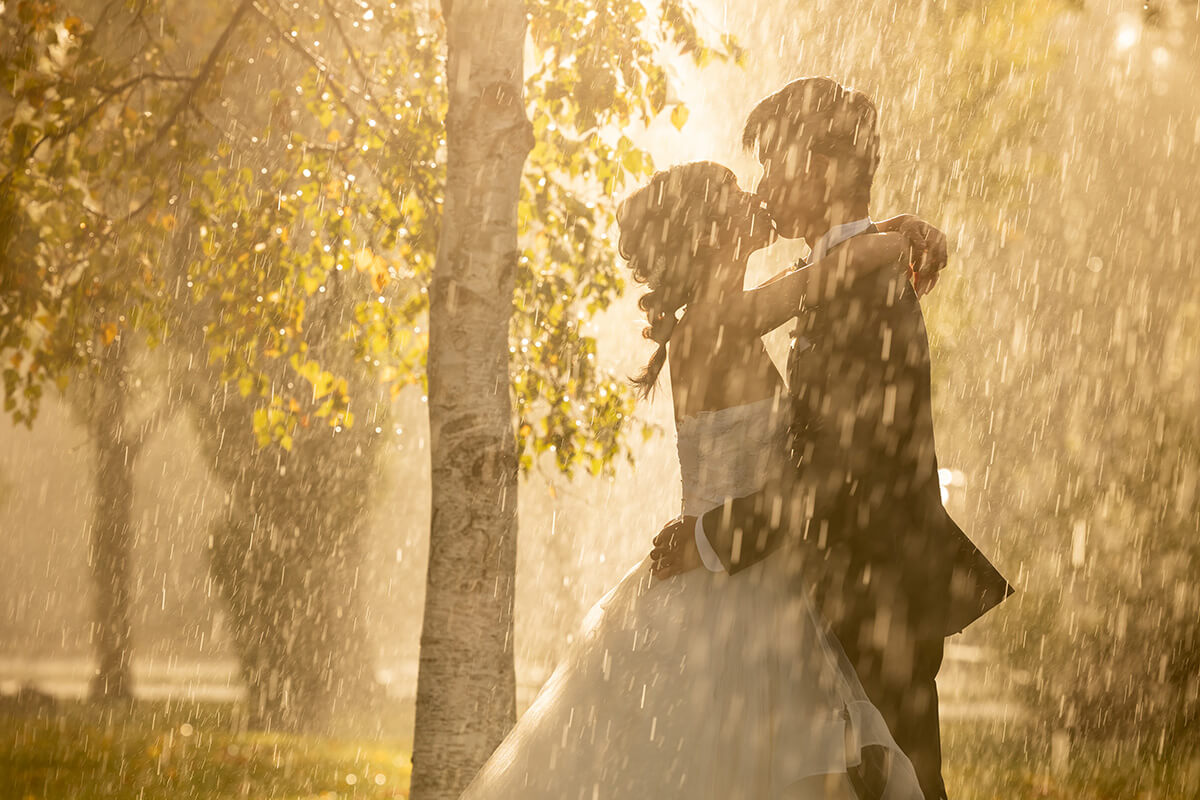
[650,516,701,580]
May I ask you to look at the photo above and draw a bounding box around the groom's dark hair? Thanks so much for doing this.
[742,77,881,200]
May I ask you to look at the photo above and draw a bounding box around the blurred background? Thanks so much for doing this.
[3,0,1199,796]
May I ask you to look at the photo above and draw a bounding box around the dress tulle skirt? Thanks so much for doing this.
[461,551,924,799]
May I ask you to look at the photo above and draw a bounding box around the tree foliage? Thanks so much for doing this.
[2,0,741,471]
[1,1,171,419]
[1,0,740,731]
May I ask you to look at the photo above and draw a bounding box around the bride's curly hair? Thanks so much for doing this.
[617,161,741,398]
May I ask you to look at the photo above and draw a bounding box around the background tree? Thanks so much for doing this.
[1,0,182,700]
[995,2,1200,749]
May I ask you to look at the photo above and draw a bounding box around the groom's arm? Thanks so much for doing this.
[695,446,856,575]
[649,488,795,579]
[651,462,826,579]
[696,486,799,574]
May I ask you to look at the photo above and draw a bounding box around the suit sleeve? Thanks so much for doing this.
[696,441,852,575]
[698,489,781,574]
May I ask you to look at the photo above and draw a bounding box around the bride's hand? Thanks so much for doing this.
[895,216,947,298]
[650,517,702,579]
[877,214,949,298]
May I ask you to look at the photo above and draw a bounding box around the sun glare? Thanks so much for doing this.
[1115,23,1140,51]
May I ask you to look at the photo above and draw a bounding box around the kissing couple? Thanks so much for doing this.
[462,77,1012,800]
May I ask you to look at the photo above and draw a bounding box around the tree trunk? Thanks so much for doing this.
[410,1,533,797]
[89,343,135,701]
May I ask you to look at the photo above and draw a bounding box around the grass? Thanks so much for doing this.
[1,700,411,799]
[3,702,1198,798]
[942,719,1200,799]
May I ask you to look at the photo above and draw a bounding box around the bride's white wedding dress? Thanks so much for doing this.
[461,398,923,799]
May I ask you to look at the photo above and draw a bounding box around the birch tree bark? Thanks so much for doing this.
[411,0,533,796]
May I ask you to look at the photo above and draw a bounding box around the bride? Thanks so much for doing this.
[461,161,925,799]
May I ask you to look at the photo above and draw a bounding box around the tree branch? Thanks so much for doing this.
[0,72,197,189]
[319,0,392,121]
[254,0,402,140]
[131,0,257,163]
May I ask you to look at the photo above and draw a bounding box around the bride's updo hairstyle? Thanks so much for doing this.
[617,161,740,398]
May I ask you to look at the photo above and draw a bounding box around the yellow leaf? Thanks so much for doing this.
[294,357,320,383]
[326,129,342,143]
[312,371,335,400]
[371,269,389,293]
[353,248,374,273]
[101,323,118,346]
[670,103,689,131]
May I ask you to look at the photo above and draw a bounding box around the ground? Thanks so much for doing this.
[941,718,1199,799]
[1,700,1196,799]
[1,699,411,799]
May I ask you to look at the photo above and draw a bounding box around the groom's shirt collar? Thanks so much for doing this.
[809,216,874,263]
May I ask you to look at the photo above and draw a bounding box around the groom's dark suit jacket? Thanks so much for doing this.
[700,232,1012,637]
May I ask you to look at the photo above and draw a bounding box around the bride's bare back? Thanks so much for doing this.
[667,306,785,420]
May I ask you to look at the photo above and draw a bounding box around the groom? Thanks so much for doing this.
[650,78,1012,799]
